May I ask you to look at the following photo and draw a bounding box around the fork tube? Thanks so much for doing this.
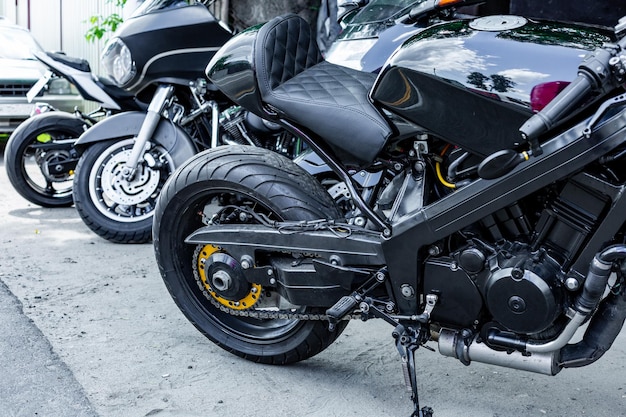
[210,100,220,148]
[122,84,175,179]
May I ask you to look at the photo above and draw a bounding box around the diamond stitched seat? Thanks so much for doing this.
[254,14,392,165]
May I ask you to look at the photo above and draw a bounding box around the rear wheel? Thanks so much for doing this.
[4,112,86,207]
[153,145,346,364]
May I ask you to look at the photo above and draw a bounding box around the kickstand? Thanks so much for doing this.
[394,324,434,417]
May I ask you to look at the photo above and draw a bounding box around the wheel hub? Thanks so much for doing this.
[38,150,73,182]
[100,149,161,205]
[196,245,261,310]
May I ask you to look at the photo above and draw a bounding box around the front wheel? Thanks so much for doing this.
[73,139,175,243]
[4,112,87,207]
[153,145,347,364]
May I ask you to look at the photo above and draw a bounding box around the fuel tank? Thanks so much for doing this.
[371,16,611,157]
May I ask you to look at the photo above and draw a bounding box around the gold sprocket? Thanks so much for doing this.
[195,244,262,310]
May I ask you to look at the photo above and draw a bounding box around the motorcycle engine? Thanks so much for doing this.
[424,177,608,337]
[479,245,563,334]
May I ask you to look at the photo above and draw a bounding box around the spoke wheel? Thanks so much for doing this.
[4,112,86,207]
[73,139,174,243]
[153,146,347,364]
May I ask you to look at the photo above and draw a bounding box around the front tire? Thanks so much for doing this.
[153,145,347,364]
[4,112,87,207]
[73,139,175,243]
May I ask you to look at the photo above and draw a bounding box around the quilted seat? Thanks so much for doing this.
[254,14,392,165]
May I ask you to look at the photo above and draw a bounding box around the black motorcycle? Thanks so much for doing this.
[154,6,626,417]
[72,0,298,243]
[3,50,145,207]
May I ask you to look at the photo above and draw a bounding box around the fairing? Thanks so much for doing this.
[112,3,231,94]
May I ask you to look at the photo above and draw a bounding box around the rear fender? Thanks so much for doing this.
[74,111,197,165]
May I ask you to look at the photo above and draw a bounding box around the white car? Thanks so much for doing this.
[0,18,83,134]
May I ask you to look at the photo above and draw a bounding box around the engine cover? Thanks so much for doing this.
[483,252,563,335]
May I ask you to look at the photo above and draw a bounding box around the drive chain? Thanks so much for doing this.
[192,245,358,321]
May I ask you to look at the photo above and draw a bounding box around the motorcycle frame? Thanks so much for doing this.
[187,101,626,316]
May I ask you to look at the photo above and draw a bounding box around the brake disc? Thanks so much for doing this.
[100,149,161,205]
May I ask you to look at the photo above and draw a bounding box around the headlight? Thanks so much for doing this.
[101,37,136,86]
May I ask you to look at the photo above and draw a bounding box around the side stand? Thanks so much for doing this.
[394,324,434,417]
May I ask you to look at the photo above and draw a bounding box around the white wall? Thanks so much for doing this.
[1,0,124,76]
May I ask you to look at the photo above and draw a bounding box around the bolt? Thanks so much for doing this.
[565,277,580,291]
[375,272,385,282]
[428,245,441,256]
[267,269,273,276]
[329,255,341,266]
[511,267,524,280]
[269,278,276,285]
[240,255,253,270]
[401,284,415,299]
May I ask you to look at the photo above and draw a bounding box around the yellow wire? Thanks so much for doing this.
[436,161,456,189]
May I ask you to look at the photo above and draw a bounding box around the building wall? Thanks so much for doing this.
[1,0,126,77]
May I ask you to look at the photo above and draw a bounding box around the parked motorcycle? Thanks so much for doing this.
[3,50,145,207]
[153,7,626,416]
[71,0,300,244]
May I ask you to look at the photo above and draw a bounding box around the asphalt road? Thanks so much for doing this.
[1,146,625,417]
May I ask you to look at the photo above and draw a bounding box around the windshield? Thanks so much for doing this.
[349,0,426,24]
[131,0,196,17]
[0,26,43,59]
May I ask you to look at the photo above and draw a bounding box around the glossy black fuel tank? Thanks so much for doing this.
[371,16,611,157]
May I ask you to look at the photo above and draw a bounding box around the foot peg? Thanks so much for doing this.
[326,295,358,331]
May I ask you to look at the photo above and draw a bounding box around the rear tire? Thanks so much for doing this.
[153,145,347,364]
[4,112,86,207]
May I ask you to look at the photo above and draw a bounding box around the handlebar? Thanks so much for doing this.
[519,47,618,146]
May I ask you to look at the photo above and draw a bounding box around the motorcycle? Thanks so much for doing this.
[71,0,300,244]
[3,50,146,207]
[153,6,626,416]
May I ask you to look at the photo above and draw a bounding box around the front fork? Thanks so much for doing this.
[121,84,175,180]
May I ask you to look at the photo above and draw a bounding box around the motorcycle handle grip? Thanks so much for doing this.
[519,46,617,143]
[519,74,593,142]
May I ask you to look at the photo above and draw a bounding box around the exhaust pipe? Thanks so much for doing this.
[437,328,559,375]
[439,245,626,372]
[559,286,626,368]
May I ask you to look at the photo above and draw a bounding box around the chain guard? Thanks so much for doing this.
[192,244,357,321]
